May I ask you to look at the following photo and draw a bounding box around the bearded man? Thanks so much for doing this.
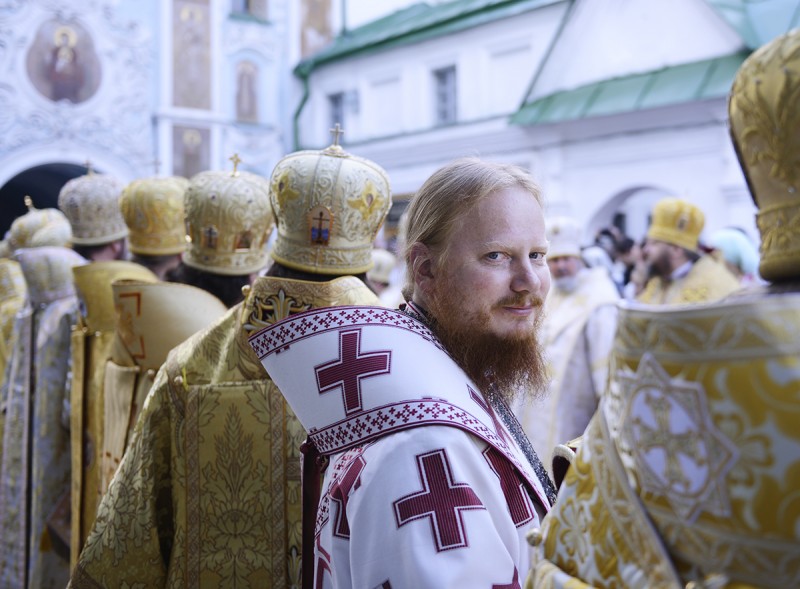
[638,197,739,305]
[251,157,556,588]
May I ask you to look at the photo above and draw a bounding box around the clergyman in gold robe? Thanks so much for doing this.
[70,139,392,588]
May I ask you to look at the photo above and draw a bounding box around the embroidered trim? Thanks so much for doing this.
[248,306,442,358]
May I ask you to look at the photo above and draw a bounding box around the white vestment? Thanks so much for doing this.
[250,305,552,588]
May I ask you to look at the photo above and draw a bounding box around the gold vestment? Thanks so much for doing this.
[637,254,740,305]
[69,261,158,566]
[529,292,800,588]
[71,276,379,588]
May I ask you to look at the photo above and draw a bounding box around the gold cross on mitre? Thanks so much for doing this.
[84,158,94,175]
[229,153,242,177]
[329,123,344,147]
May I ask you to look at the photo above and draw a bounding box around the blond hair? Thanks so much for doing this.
[402,157,543,300]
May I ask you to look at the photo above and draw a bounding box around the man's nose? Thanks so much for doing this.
[512,258,543,292]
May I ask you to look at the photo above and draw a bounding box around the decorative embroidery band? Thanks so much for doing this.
[248,306,443,359]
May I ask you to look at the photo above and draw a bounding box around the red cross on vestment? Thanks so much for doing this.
[469,385,511,446]
[393,449,485,552]
[329,455,366,539]
[483,447,534,527]
[315,329,391,415]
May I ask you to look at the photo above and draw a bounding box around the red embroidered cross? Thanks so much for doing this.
[316,329,391,415]
[483,447,534,527]
[492,568,521,589]
[469,386,511,446]
[329,455,366,539]
[393,449,485,552]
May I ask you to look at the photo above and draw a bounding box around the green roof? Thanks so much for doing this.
[295,0,563,77]
[511,52,749,125]
[704,0,800,49]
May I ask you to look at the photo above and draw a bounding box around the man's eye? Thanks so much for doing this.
[530,252,544,260]
[486,252,502,260]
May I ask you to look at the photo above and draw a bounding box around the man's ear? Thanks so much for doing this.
[408,242,435,296]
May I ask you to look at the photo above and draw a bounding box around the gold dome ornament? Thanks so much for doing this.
[269,125,392,275]
[119,176,190,256]
[729,28,800,282]
[58,165,127,245]
[7,196,72,252]
[646,197,705,252]
[183,153,274,276]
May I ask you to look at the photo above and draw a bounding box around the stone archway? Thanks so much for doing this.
[0,162,89,237]
[586,185,671,244]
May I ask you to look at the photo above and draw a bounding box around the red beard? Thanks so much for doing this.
[426,286,548,403]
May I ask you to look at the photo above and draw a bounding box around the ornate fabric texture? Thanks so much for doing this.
[251,305,551,587]
[531,294,800,588]
[0,259,26,395]
[58,173,128,245]
[99,280,227,495]
[1,247,83,589]
[514,267,618,475]
[637,255,740,305]
[269,144,392,275]
[7,199,72,252]
[120,176,190,255]
[69,262,157,566]
[70,275,379,589]
[728,28,800,282]
[183,169,274,275]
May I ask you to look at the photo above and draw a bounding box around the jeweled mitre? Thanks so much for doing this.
[269,143,392,275]
[183,169,274,276]
[120,176,190,256]
[58,173,127,245]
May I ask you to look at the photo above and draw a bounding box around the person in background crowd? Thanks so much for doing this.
[527,27,800,589]
[638,197,740,304]
[513,216,618,480]
[119,175,190,280]
[707,226,761,287]
[165,156,273,307]
[1,246,85,589]
[57,167,160,566]
[366,247,397,297]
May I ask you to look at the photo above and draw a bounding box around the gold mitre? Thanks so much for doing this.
[646,197,704,252]
[112,279,227,371]
[73,261,157,333]
[0,259,26,303]
[269,140,392,275]
[8,196,72,252]
[58,172,128,245]
[120,176,190,256]
[14,246,86,305]
[184,158,274,276]
[729,28,800,282]
[547,216,582,259]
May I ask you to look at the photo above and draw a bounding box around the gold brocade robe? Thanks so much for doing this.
[1,247,85,589]
[528,290,800,589]
[637,254,741,305]
[99,280,227,496]
[0,259,27,459]
[69,262,158,566]
[70,276,380,589]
